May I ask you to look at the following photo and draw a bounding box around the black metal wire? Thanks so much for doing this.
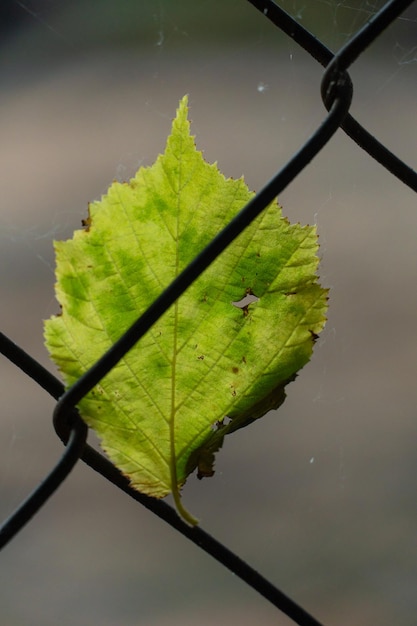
[247,0,417,192]
[0,422,87,550]
[0,333,87,550]
[1,1,416,625]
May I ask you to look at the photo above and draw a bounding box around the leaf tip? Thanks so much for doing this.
[176,93,190,121]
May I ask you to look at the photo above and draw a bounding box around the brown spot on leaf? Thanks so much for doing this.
[232,366,239,374]
[197,460,215,480]
[81,208,92,232]
[309,330,319,342]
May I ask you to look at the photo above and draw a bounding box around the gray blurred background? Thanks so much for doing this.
[1,1,416,625]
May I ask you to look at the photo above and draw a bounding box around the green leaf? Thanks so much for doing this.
[44,95,328,524]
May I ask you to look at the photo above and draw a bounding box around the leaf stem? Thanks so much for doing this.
[172,486,199,526]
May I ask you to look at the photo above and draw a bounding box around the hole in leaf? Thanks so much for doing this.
[211,416,232,432]
[231,289,259,316]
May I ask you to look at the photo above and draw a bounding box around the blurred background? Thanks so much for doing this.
[1,1,416,625]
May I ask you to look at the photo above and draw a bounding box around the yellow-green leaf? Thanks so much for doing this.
[44,95,328,524]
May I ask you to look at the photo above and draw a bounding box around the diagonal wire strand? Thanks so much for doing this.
[247,0,417,192]
[0,334,88,550]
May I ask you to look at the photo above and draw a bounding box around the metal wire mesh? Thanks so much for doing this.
[1,1,416,624]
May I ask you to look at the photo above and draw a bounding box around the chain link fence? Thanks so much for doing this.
[1,1,416,624]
